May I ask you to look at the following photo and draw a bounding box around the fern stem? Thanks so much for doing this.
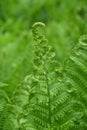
[45,67,51,129]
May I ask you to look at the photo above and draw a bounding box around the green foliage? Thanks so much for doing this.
[0,22,87,130]
[0,0,87,129]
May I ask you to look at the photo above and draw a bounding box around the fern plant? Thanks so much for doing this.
[0,22,87,130]
[24,23,87,130]
[20,23,87,130]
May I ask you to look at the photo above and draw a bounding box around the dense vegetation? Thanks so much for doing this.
[0,0,87,130]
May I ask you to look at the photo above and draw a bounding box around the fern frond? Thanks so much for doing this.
[24,22,74,130]
[64,35,87,129]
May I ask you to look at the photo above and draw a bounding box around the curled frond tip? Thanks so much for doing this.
[32,22,45,28]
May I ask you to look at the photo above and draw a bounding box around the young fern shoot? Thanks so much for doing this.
[32,22,56,129]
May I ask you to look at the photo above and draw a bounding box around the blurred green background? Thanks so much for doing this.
[0,0,87,92]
